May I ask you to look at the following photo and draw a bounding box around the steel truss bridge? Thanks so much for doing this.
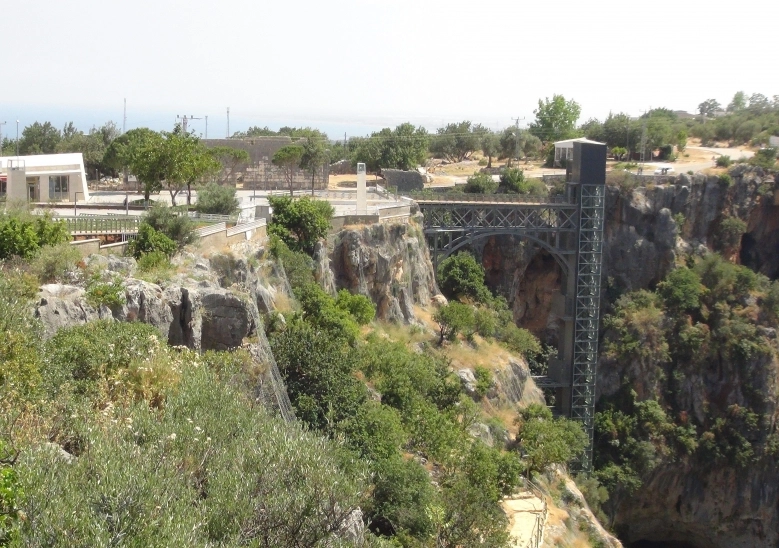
[414,144,607,471]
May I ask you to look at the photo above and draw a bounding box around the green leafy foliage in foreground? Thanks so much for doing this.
[591,253,779,523]
[0,305,377,546]
[0,211,70,260]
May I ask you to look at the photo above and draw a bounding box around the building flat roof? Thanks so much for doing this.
[0,153,85,170]
[553,138,604,147]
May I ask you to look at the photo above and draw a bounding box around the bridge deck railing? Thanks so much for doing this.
[407,193,570,204]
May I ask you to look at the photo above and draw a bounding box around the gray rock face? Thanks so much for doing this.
[36,284,111,337]
[492,357,544,407]
[457,368,478,397]
[327,222,439,323]
[35,281,259,352]
[200,290,257,351]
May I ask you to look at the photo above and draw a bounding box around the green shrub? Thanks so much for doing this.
[515,403,587,473]
[85,272,126,309]
[474,307,498,338]
[16,355,370,546]
[750,147,777,169]
[499,168,546,195]
[30,242,81,283]
[0,275,43,403]
[269,237,315,291]
[339,400,405,462]
[368,456,436,538]
[0,441,22,546]
[195,182,239,215]
[434,302,475,344]
[718,216,747,249]
[715,155,732,167]
[437,252,491,304]
[657,266,704,312]
[143,202,197,248]
[42,321,161,396]
[270,322,367,433]
[477,158,488,166]
[268,196,333,256]
[136,250,171,272]
[335,289,376,325]
[473,366,493,398]
[718,173,732,187]
[463,172,497,194]
[295,283,360,342]
[497,322,542,358]
[128,223,177,259]
[0,212,70,260]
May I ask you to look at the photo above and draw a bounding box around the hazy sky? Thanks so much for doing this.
[2,0,775,138]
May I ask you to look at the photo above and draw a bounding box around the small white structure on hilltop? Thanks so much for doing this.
[553,138,604,167]
[0,153,89,203]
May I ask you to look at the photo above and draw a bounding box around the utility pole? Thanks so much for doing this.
[639,110,648,165]
[176,115,202,134]
[15,120,19,157]
[205,116,208,139]
[123,98,127,134]
[0,121,6,154]
[226,107,230,139]
[512,116,524,166]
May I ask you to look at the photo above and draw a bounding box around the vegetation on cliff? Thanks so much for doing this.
[588,253,779,525]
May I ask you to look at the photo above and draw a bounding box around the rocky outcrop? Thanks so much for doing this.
[327,220,438,323]
[34,248,287,352]
[614,462,779,548]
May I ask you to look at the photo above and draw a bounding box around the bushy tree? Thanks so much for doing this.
[657,266,704,313]
[437,251,491,303]
[480,131,501,168]
[127,223,177,259]
[434,302,475,344]
[335,289,376,325]
[529,94,582,142]
[430,121,485,163]
[270,322,367,432]
[295,283,361,343]
[515,403,587,473]
[463,172,497,194]
[18,121,61,155]
[195,183,239,215]
[142,202,197,249]
[271,144,304,196]
[268,196,334,255]
[352,123,429,172]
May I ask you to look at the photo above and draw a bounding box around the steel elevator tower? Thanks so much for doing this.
[417,141,607,470]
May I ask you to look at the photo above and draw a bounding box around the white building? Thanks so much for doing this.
[0,153,90,203]
[553,138,605,167]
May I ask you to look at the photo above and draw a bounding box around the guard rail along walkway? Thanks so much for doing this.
[409,141,607,472]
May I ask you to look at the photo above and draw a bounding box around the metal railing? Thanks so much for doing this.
[406,192,570,204]
[59,215,141,234]
[226,218,266,237]
[522,478,547,548]
[186,211,239,223]
[195,222,227,237]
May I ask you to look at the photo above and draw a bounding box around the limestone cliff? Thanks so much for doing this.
[323,218,439,323]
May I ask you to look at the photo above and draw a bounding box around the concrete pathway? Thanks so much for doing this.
[502,491,546,547]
